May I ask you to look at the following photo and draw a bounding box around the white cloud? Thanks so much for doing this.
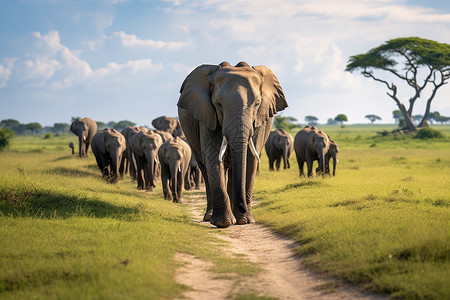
[0,58,16,88]
[113,31,187,50]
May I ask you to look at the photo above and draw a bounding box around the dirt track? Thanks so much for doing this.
[175,191,385,300]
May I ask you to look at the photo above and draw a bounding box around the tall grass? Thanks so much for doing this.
[0,137,258,299]
[254,126,450,299]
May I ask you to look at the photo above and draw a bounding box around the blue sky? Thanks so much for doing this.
[1,0,450,127]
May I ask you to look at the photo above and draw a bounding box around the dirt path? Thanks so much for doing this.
[175,190,384,300]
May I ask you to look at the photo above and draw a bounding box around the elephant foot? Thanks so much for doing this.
[173,198,182,203]
[233,210,255,225]
[210,211,236,228]
[203,209,213,221]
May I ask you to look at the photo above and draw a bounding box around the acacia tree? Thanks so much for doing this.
[346,37,450,131]
[304,115,318,125]
[365,114,381,124]
[334,114,348,125]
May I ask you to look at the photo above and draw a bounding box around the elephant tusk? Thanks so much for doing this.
[249,137,260,162]
[219,136,228,162]
[178,165,181,173]
[154,157,158,164]
[337,159,340,163]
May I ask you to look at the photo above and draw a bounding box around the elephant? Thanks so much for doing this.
[69,142,74,155]
[119,126,149,179]
[130,130,163,191]
[70,117,98,158]
[177,61,288,227]
[316,138,339,176]
[182,137,202,191]
[152,116,184,138]
[265,128,294,171]
[91,128,126,183]
[294,126,330,177]
[158,137,191,203]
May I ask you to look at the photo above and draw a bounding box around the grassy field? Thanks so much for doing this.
[1,125,449,299]
[0,135,258,299]
[254,124,450,299]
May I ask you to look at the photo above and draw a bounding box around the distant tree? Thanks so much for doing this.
[365,114,382,124]
[326,118,338,125]
[412,114,423,124]
[346,37,450,131]
[428,111,441,124]
[273,116,300,131]
[52,123,70,134]
[113,120,136,131]
[0,119,20,129]
[334,114,348,125]
[96,121,107,130]
[107,121,117,128]
[392,110,403,124]
[436,116,450,124]
[0,128,15,151]
[304,115,318,125]
[26,122,42,135]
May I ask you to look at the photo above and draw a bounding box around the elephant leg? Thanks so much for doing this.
[85,141,90,157]
[202,130,235,228]
[175,169,183,203]
[161,163,172,200]
[197,160,213,221]
[94,153,109,179]
[268,155,274,171]
[184,166,191,191]
[275,155,281,171]
[194,167,201,190]
[129,152,137,180]
[306,156,314,177]
[135,156,145,190]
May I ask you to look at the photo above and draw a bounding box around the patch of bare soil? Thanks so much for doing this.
[175,190,385,300]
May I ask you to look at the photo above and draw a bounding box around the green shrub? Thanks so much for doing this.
[415,127,445,139]
[0,128,15,151]
[43,133,53,139]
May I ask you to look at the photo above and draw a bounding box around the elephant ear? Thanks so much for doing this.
[152,116,165,130]
[177,64,220,131]
[252,65,288,128]
[131,133,144,156]
[96,131,108,154]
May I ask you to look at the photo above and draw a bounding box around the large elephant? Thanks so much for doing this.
[130,130,163,191]
[294,126,330,177]
[119,126,148,179]
[178,61,288,227]
[182,137,202,191]
[70,118,98,158]
[158,137,191,203]
[91,128,126,183]
[265,128,294,171]
[152,116,184,138]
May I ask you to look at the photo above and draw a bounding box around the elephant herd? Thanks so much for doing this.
[70,116,199,203]
[70,61,339,228]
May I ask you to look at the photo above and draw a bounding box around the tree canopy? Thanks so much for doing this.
[346,37,450,131]
[304,115,318,125]
[273,116,300,132]
[334,114,348,124]
[365,114,381,124]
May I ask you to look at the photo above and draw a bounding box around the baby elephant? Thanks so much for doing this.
[91,128,127,183]
[158,137,191,203]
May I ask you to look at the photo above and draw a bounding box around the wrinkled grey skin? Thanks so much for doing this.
[130,130,163,191]
[70,118,98,158]
[152,116,184,138]
[91,128,126,183]
[294,126,330,177]
[317,138,339,176]
[265,128,294,171]
[183,137,202,190]
[158,137,191,203]
[119,126,148,179]
[178,61,288,228]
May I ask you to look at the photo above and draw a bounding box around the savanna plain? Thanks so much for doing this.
[0,125,449,299]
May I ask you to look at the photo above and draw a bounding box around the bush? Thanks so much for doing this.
[0,128,15,151]
[43,133,53,139]
[414,127,445,139]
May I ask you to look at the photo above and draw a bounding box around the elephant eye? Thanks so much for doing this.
[217,102,222,108]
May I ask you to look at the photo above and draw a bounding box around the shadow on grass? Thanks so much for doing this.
[0,186,139,219]
[44,167,97,178]
[276,180,323,193]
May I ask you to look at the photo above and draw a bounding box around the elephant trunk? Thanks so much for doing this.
[282,146,288,169]
[332,155,337,176]
[229,137,249,215]
[78,135,84,157]
[169,161,181,202]
[110,149,121,183]
[145,152,157,189]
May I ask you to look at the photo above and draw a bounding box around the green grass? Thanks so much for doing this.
[0,136,259,299]
[254,125,450,299]
[2,128,450,299]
